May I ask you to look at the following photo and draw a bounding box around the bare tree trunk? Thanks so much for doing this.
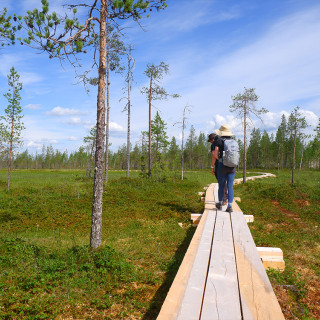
[299,146,303,171]
[243,105,247,184]
[90,0,107,249]
[181,111,185,180]
[86,142,95,178]
[292,126,297,184]
[7,139,13,192]
[126,47,132,178]
[104,18,110,183]
[148,74,153,177]
[7,91,15,192]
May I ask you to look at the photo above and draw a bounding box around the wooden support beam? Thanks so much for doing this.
[257,247,285,271]
[190,213,202,226]
[244,214,254,223]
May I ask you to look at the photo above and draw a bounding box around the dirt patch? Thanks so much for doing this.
[270,200,307,227]
[303,277,320,319]
[274,285,300,320]
[294,199,310,207]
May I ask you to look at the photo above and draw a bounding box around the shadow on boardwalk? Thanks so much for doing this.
[142,226,195,320]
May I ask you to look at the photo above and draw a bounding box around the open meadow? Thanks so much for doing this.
[0,169,319,319]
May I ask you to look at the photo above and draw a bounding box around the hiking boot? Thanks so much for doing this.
[216,203,222,210]
[226,206,233,213]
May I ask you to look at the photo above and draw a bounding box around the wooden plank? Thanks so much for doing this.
[200,211,242,320]
[176,210,217,320]
[230,212,285,320]
[205,183,216,210]
[157,208,211,320]
[157,183,216,320]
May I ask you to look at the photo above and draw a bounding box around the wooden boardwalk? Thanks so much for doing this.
[157,173,284,320]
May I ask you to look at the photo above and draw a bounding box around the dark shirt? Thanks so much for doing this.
[210,135,219,152]
[215,136,236,174]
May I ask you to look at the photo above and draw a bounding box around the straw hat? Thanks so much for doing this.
[215,124,234,137]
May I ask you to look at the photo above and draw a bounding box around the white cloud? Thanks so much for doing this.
[110,122,125,132]
[68,136,78,141]
[20,72,43,85]
[46,107,87,116]
[27,141,42,149]
[24,103,41,110]
[68,117,81,125]
[50,139,58,144]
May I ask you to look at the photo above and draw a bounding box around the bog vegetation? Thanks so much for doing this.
[0,169,319,319]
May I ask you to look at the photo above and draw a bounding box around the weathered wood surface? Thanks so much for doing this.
[177,210,216,319]
[201,211,242,320]
[231,212,284,319]
[158,172,284,320]
[157,183,216,320]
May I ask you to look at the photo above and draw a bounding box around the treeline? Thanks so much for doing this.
[1,113,320,171]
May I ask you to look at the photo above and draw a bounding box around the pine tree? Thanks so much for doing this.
[0,8,20,47]
[0,67,25,191]
[141,62,179,177]
[17,0,168,248]
[229,87,268,183]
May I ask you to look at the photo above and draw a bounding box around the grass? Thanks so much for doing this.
[0,168,319,319]
[234,169,320,320]
[0,169,206,319]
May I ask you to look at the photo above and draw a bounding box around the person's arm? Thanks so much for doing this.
[211,146,219,174]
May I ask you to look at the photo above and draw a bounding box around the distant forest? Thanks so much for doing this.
[1,113,320,171]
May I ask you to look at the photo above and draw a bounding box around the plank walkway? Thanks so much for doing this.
[157,173,284,320]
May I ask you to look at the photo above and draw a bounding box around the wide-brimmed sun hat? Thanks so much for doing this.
[215,124,234,137]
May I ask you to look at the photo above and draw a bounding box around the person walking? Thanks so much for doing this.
[208,133,228,204]
[212,124,238,213]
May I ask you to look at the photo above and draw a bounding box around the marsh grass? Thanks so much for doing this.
[234,169,320,319]
[0,169,205,319]
[1,169,319,319]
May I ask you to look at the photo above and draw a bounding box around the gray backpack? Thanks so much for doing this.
[222,138,239,167]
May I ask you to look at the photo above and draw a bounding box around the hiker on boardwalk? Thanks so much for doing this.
[212,124,239,213]
[208,133,228,205]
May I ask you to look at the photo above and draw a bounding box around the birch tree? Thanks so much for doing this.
[0,67,25,191]
[229,87,267,183]
[17,0,167,248]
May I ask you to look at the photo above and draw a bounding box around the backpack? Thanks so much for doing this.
[222,138,239,167]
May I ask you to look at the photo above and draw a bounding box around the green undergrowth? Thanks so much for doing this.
[0,170,206,319]
[234,169,320,319]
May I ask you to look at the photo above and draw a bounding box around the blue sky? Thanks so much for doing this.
[1,0,319,153]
